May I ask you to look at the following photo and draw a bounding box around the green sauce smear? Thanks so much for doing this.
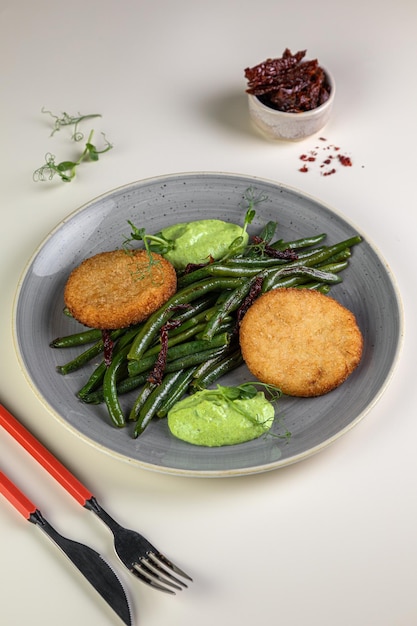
[167,383,279,447]
[159,219,249,271]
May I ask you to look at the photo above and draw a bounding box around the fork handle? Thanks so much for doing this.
[0,404,93,506]
[0,470,37,519]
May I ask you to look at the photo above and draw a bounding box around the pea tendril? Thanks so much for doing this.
[124,222,174,255]
[33,130,113,182]
[34,108,113,183]
[41,107,102,141]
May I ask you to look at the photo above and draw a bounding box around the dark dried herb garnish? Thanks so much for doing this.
[102,329,114,367]
[244,48,330,113]
[252,235,298,260]
[183,256,214,275]
[147,320,182,385]
[236,275,264,327]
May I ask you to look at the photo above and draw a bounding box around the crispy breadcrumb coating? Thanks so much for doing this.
[64,249,177,329]
[239,288,363,397]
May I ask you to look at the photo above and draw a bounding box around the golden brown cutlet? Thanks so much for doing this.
[239,287,363,397]
[64,249,177,329]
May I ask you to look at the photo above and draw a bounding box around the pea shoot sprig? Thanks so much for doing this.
[124,221,174,256]
[219,204,256,261]
[41,108,102,141]
[193,382,283,428]
[34,108,113,183]
[214,382,291,442]
[123,203,256,261]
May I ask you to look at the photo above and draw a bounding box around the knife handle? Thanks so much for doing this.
[0,404,93,506]
[0,471,37,519]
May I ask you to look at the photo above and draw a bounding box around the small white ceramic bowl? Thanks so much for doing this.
[247,69,335,141]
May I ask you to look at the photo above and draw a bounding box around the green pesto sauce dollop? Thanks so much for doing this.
[159,219,249,271]
[167,389,275,447]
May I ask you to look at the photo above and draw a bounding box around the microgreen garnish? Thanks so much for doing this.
[124,221,174,256]
[33,131,113,182]
[41,107,102,141]
[240,186,268,214]
[220,187,266,260]
[195,382,282,426]
[34,109,113,183]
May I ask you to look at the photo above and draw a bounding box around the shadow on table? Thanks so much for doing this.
[204,88,257,139]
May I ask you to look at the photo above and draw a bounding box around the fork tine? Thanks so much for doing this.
[133,550,193,593]
[132,555,184,593]
[151,551,193,582]
[131,564,179,594]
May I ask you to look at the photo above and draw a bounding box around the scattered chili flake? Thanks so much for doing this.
[244,48,331,113]
[338,154,352,167]
[297,138,354,176]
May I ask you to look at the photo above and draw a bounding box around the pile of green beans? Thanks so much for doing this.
[51,228,362,437]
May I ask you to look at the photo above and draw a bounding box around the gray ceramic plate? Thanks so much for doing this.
[13,173,403,477]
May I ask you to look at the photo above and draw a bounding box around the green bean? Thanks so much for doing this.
[165,302,223,336]
[190,352,226,381]
[279,236,362,270]
[127,276,244,362]
[315,260,349,274]
[177,266,213,287]
[127,331,231,377]
[145,322,207,356]
[80,372,150,404]
[177,239,336,287]
[258,220,278,243]
[156,367,199,418]
[77,361,108,399]
[295,282,330,293]
[134,370,186,437]
[170,294,217,322]
[190,349,243,392]
[201,277,254,340]
[164,345,229,373]
[50,328,105,348]
[129,343,232,424]
[206,264,263,277]
[261,265,342,293]
[316,284,331,294]
[76,325,144,398]
[102,344,132,427]
[219,246,327,268]
[129,380,158,422]
[126,354,158,378]
[269,233,327,250]
[56,328,126,375]
[195,318,234,338]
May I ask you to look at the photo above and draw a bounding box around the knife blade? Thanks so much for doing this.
[0,470,132,626]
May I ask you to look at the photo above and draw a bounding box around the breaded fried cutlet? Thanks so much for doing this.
[239,288,363,397]
[64,249,177,329]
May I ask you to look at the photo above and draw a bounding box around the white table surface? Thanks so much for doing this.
[1,1,416,624]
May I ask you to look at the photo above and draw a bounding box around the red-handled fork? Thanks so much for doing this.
[0,403,192,594]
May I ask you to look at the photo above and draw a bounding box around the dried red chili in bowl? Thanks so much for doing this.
[245,49,335,141]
